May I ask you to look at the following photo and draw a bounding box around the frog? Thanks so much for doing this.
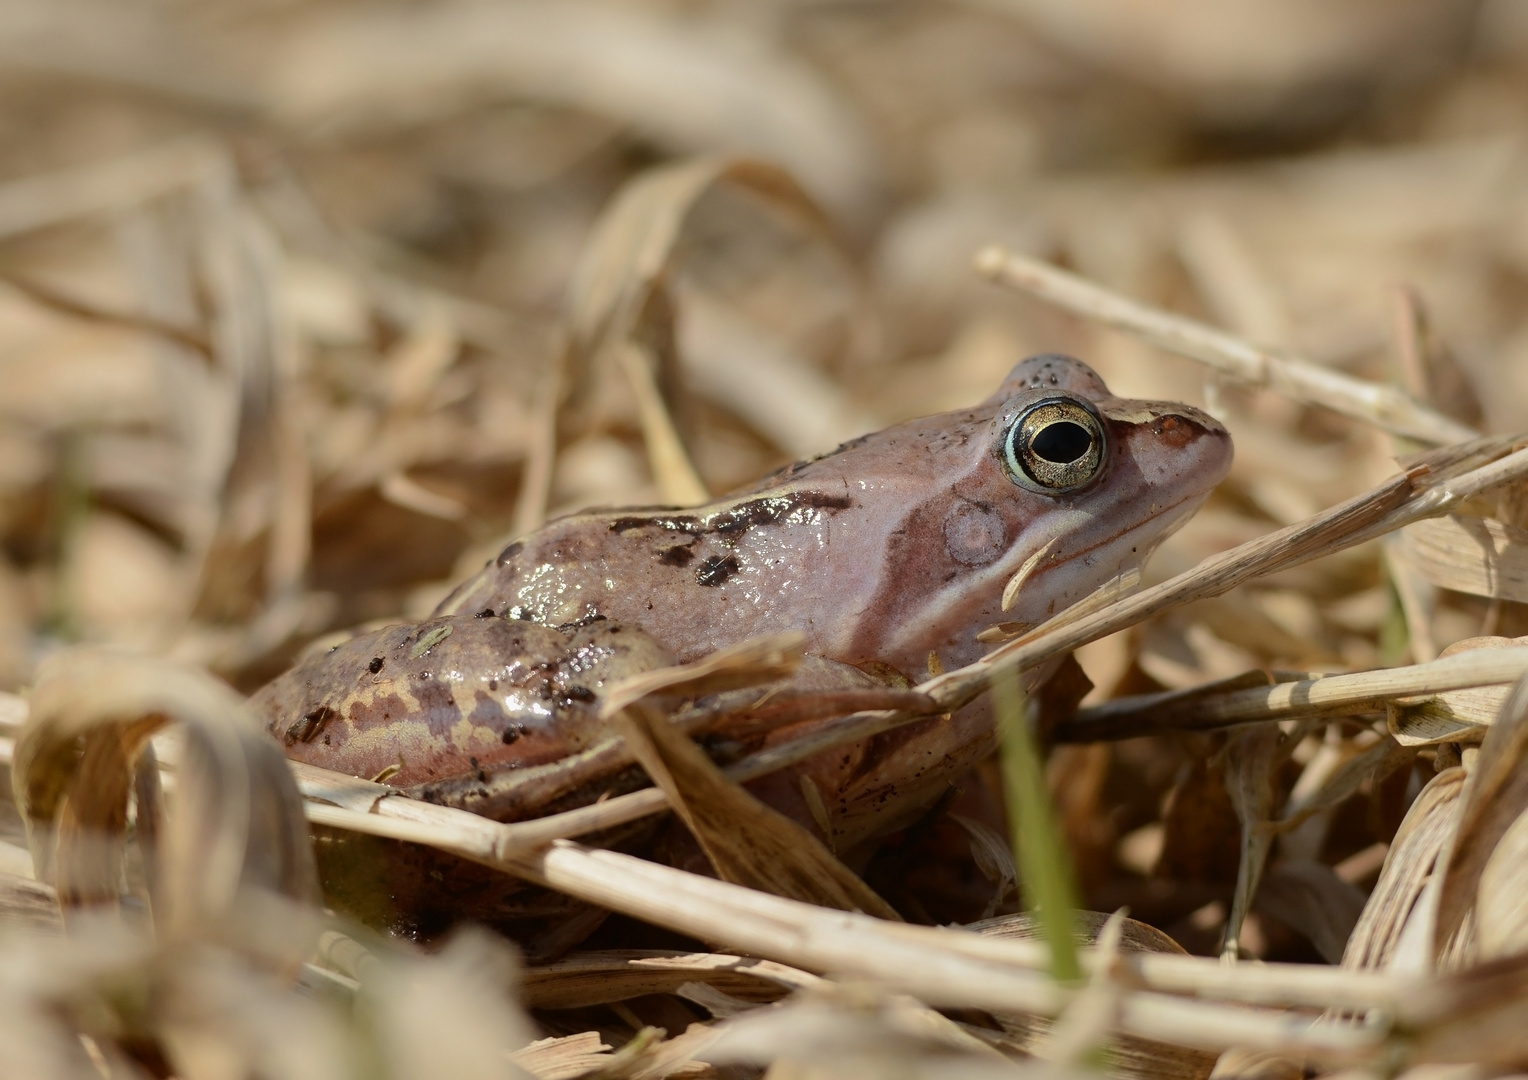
[252,353,1232,941]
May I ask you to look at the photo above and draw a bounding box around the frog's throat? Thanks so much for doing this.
[877,485,1213,664]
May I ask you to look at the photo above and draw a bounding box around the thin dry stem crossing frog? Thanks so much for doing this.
[252,354,1231,936]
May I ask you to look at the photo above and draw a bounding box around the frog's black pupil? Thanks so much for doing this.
[1032,421,1092,464]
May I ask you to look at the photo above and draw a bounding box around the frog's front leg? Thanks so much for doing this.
[753,651,1092,860]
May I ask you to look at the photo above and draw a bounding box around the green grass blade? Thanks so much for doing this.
[992,666,1083,984]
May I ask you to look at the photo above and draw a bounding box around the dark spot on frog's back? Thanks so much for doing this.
[711,491,854,537]
[285,705,336,745]
[658,543,695,567]
[609,511,700,535]
[558,685,597,706]
[611,491,853,539]
[695,554,740,586]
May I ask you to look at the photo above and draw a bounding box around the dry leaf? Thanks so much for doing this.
[1388,636,1526,746]
[1434,674,1528,958]
[560,155,846,508]
[1402,513,1528,603]
[970,911,1219,1080]
[520,950,813,1010]
[510,1031,615,1080]
[950,813,1018,920]
[1222,726,1284,959]
[1476,803,1528,960]
[1254,860,1366,964]
[1345,767,1467,971]
[359,928,538,1080]
[16,649,319,968]
[612,700,900,921]
[10,6,1528,1073]
[269,1,878,215]
[599,632,806,717]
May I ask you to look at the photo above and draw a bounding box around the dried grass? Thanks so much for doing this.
[4,2,1528,1077]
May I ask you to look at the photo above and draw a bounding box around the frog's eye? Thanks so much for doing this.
[1003,399,1107,493]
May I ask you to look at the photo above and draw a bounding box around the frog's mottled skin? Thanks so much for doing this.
[253,354,1231,942]
[437,354,1231,677]
[256,616,675,789]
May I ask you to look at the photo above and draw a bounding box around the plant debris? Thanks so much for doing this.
[4,2,1528,1077]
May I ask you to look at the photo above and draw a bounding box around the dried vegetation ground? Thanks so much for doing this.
[4,1,1528,1077]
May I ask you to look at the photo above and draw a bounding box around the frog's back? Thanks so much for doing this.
[436,354,1231,677]
[434,483,878,661]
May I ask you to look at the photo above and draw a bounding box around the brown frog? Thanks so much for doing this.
[253,354,1232,939]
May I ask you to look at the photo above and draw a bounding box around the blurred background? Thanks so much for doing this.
[7,0,1528,959]
[0,0,1525,704]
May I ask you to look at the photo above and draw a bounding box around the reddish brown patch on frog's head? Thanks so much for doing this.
[1153,413,1201,449]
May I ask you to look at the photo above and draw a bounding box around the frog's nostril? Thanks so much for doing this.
[1033,421,1092,463]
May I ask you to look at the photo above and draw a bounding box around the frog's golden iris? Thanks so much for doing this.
[1002,396,1107,493]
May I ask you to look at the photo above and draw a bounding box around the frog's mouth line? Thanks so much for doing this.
[1007,482,1214,600]
[1033,482,1213,582]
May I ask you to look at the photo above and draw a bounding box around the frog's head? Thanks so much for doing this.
[845,353,1232,671]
